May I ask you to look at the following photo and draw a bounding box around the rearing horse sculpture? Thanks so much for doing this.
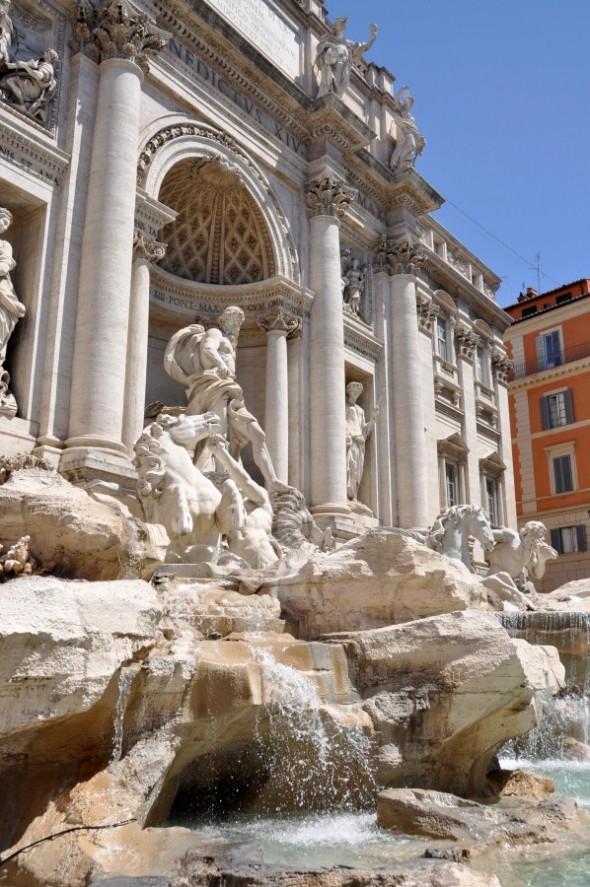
[427,504,495,573]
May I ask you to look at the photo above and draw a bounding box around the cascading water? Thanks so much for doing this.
[249,645,376,812]
[498,611,590,885]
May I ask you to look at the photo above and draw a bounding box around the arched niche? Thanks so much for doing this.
[138,118,298,284]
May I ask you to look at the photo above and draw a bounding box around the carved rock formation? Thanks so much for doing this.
[0,468,165,579]
[269,530,513,640]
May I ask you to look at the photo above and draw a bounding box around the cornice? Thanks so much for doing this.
[421,253,511,331]
[509,356,590,393]
[0,114,70,186]
[344,318,383,362]
[307,96,375,154]
[149,268,314,319]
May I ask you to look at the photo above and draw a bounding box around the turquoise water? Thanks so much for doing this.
[173,810,420,869]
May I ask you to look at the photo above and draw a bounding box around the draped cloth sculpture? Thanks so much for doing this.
[345,381,378,500]
[0,2,59,125]
[315,17,377,99]
[164,306,279,489]
[0,207,25,416]
[390,86,426,174]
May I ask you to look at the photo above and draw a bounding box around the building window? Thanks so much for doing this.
[522,305,537,318]
[484,477,499,525]
[536,329,563,371]
[555,292,572,305]
[445,461,459,507]
[551,525,587,554]
[552,454,574,493]
[436,317,449,362]
[476,346,491,387]
[541,389,574,429]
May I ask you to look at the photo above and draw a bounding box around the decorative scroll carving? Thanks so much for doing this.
[72,0,169,73]
[258,308,301,337]
[416,293,440,333]
[492,350,513,385]
[305,176,355,219]
[373,237,425,276]
[454,324,481,361]
[133,230,166,263]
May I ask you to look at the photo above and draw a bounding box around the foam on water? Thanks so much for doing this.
[180,811,417,869]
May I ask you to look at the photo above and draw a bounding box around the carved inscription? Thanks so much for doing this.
[201,0,300,79]
[167,39,306,157]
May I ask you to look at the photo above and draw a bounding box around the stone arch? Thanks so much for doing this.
[137,117,298,283]
[473,319,494,342]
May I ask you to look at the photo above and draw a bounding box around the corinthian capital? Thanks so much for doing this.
[133,230,167,263]
[373,236,425,276]
[258,308,302,337]
[305,176,355,219]
[73,0,170,73]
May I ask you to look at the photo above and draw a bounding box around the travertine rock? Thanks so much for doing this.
[0,468,165,579]
[270,530,511,640]
[324,610,565,796]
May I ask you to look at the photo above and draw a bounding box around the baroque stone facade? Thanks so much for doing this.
[0,0,516,533]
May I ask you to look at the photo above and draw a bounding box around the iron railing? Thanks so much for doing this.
[510,340,590,380]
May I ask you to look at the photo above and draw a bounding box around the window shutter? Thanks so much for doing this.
[535,335,545,371]
[577,525,587,552]
[540,396,551,430]
[564,389,574,424]
[550,331,563,366]
[551,528,563,554]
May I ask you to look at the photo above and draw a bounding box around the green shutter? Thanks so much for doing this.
[564,389,574,424]
[540,396,551,430]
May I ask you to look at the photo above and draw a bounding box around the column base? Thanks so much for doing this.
[310,502,351,517]
[59,445,136,487]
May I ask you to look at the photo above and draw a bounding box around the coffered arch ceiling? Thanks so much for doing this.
[158,155,276,285]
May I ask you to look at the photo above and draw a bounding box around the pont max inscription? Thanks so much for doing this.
[202,0,300,80]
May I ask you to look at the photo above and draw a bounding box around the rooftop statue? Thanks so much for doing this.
[164,306,280,490]
[0,207,25,416]
[315,17,377,99]
[389,85,426,174]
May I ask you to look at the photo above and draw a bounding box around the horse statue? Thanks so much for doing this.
[408,504,494,574]
[134,412,235,555]
[487,521,557,589]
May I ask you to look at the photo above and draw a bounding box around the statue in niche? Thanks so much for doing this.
[164,306,280,490]
[341,251,366,317]
[390,85,426,174]
[1,49,59,124]
[0,0,14,68]
[345,381,379,500]
[0,208,25,417]
[487,521,557,590]
[134,412,280,569]
[315,17,377,99]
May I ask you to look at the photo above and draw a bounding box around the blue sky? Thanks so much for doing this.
[332,0,590,307]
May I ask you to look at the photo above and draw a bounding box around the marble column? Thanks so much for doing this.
[122,232,166,453]
[64,1,168,466]
[385,238,430,528]
[306,175,355,514]
[258,309,301,484]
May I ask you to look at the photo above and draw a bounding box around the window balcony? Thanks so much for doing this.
[510,340,590,380]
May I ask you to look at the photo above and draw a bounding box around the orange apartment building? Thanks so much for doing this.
[505,279,590,592]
